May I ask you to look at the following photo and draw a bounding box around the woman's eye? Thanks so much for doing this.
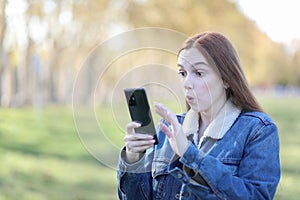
[178,71,186,77]
[196,71,204,77]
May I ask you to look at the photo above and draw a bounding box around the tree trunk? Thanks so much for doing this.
[0,0,8,105]
[23,37,34,105]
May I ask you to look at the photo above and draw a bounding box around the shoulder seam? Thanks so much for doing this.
[240,111,273,126]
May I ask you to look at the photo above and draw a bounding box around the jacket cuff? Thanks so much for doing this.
[118,147,148,174]
[179,142,206,170]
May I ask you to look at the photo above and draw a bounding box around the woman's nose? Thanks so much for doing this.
[183,75,193,90]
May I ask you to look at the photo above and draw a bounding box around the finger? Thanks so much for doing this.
[125,139,155,153]
[154,102,168,117]
[159,122,173,138]
[126,121,141,134]
[154,102,177,123]
[127,144,154,153]
[155,102,180,131]
[124,133,154,142]
[125,139,156,147]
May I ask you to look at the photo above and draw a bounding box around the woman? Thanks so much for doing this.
[117,32,280,199]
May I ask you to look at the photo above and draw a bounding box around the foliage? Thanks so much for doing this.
[0,0,299,107]
[125,0,298,86]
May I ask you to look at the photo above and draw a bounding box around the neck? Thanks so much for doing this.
[200,97,227,130]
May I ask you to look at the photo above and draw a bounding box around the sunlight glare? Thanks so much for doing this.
[238,0,300,44]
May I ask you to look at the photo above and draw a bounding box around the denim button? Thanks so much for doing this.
[182,191,189,197]
[120,164,126,171]
[177,173,183,179]
[182,177,189,183]
[175,193,180,199]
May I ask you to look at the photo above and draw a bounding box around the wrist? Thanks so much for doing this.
[178,140,189,157]
[125,149,144,164]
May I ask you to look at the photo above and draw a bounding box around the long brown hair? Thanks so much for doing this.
[179,32,263,112]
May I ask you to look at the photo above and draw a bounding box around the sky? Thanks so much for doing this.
[5,0,300,47]
[237,0,300,45]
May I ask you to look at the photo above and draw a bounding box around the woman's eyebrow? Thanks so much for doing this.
[177,64,184,68]
[193,61,208,67]
[177,62,208,69]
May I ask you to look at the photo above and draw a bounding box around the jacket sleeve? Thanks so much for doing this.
[117,116,186,200]
[117,147,154,200]
[175,123,280,199]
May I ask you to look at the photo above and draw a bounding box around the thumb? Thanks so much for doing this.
[126,121,141,135]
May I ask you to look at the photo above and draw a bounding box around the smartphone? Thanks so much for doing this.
[124,88,158,145]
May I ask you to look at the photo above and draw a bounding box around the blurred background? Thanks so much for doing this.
[0,0,299,199]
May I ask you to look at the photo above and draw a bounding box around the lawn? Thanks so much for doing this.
[0,97,299,199]
[0,106,118,200]
[258,97,300,200]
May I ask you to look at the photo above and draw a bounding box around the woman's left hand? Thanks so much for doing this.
[154,102,189,157]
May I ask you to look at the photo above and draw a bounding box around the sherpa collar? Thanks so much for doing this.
[182,100,241,142]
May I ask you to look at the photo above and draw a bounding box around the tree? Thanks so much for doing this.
[0,0,8,105]
[0,0,298,107]
[292,47,300,85]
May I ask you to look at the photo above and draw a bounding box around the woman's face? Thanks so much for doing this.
[177,47,227,115]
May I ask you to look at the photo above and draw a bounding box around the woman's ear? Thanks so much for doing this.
[223,82,229,89]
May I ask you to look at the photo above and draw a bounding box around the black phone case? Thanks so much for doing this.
[124,88,158,144]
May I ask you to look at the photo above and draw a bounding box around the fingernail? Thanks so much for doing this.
[134,121,142,126]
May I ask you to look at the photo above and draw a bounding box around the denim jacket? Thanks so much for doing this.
[117,109,280,200]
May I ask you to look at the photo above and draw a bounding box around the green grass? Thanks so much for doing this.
[0,97,299,199]
[0,106,117,200]
[258,97,300,200]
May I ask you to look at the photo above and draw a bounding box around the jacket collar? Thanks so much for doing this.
[182,100,241,140]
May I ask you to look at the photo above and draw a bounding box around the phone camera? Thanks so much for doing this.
[129,95,137,106]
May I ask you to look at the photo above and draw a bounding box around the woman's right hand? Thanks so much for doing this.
[124,122,156,163]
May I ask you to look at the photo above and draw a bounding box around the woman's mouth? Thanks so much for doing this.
[186,96,194,103]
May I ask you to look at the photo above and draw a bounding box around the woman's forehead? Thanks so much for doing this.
[178,48,208,66]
